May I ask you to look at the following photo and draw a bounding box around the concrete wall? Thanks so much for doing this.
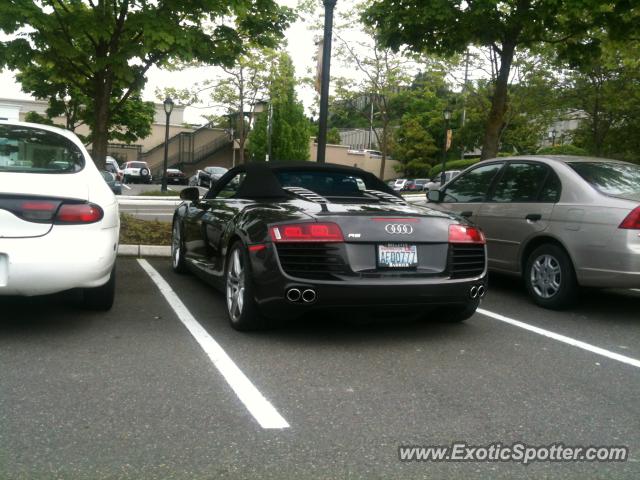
[309,140,400,180]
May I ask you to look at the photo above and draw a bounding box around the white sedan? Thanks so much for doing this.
[0,121,119,310]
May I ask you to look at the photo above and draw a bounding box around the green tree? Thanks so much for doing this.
[0,0,292,167]
[561,39,640,161]
[161,48,276,165]
[327,127,341,145]
[392,115,437,176]
[248,52,310,161]
[332,12,417,177]
[15,60,154,145]
[364,0,632,160]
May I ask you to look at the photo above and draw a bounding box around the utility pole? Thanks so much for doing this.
[316,0,337,163]
[460,49,470,160]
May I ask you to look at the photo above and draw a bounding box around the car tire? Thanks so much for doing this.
[82,265,116,311]
[524,244,577,309]
[437,298,479,323]
[224,241,268,331]
[171,219,188,274]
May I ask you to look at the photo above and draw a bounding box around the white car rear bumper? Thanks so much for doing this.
[0,225,118,296]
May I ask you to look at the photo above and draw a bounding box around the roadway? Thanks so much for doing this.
[1,258,638,479]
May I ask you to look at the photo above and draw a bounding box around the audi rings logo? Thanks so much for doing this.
[385,224,414,234]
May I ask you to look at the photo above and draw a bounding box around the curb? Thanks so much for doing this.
[118,244,171,257]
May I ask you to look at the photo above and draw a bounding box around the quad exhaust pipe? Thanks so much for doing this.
[301,289,316,303]
[286,287,317,304]
[286,288,301,302]
[470,284,486,299]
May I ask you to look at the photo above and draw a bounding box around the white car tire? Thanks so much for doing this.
[82,265,116,311]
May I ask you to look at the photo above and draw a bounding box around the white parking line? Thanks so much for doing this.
[137,259,290,429]
[122,184,132,190]
[477,308,640,369]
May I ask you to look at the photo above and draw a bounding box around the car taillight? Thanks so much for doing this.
[269,222,344,242]
[19,201,59,222]
[448,224,486,244]
[619,207,640,229]
[55,203,104,224]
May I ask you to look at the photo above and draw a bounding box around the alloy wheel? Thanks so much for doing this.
[226,248,245,322]
[530,254,561,299]
[171,222,181,269]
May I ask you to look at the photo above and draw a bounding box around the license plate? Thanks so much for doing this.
[377,244,418,268]
[0,254,7,287]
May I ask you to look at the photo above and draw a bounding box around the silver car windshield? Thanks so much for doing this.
[569,162,640,196]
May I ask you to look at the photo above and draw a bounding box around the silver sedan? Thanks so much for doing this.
[426,155,640,309]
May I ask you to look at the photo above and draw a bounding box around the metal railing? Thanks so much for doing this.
[152,134,231,177]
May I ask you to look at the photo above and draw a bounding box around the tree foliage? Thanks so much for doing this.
[559,39,640,161]
[364,0,634,160]
[248,52,310,161]
[0,0,293,166]
[327,127,341,145]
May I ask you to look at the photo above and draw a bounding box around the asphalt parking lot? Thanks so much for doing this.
[1,258,639,479]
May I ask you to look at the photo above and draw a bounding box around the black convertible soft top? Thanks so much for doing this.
[209,162,400,200]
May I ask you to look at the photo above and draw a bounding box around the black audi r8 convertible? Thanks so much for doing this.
[171,162,487,330]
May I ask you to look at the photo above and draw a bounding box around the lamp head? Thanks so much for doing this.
[163,97,174,115]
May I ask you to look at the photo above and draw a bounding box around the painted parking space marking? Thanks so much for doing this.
[478,308,640,369]
[138,259,290,429]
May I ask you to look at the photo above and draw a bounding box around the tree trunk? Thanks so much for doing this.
[92,72,112,169]
[378,122,388,179]
[481,42,516,160]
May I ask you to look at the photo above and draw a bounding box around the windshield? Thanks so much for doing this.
[275,170,371,197]
[205,167,227,174]
[0,124,84,174]
[128,162,147,169]
[569,162,640,196]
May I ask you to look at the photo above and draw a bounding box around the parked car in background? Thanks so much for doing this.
[0,121,119,310]
[172,162,487,330]
[101,170,122,195]
[122,161,152,184]
[405,179,428,192]
[426,155,640,309]
[189,166,228,188]
[423,170,461,191]
[165,168,188,185]
[392,178,407,191]
[105,156,123,181]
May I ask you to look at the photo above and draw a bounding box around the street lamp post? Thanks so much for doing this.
[316,0,337,163]
[253,100,272,162]
[440,107,452,185]
[161,97,174,193]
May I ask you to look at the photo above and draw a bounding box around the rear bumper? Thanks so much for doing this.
[574,231,640,288]
[0,225,118,296]
[249,247,486,318]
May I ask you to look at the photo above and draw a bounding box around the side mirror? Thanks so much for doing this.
[427,189,443,203]
[180,187,200,202]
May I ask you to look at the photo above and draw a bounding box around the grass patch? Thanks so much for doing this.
[119,213,172,246]
[137,189,181,196]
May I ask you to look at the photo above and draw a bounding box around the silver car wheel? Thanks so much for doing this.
[530,254,562,299]
[171,222,181,268]
[226,248,245,322]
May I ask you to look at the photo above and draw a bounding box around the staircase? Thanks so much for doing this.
[143,123,232,177]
